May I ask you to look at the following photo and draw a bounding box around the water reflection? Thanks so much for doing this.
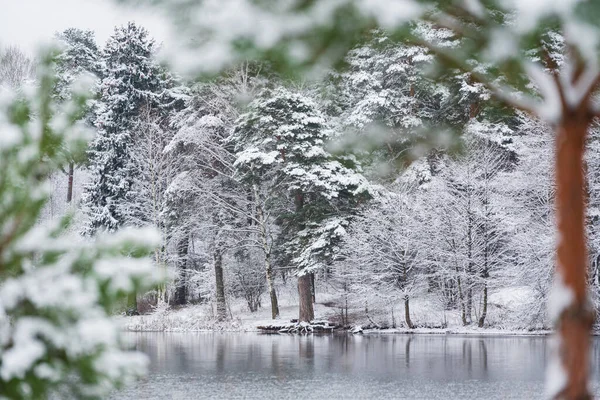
[113,333,600,400]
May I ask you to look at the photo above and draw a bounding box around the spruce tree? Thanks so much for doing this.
[83,22,178,235]
[233,86,370,322]
[54,28,101,103]
[82,22,184,315]
[54,28,102,203]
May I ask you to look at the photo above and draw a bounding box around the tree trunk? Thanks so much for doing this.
[298,273,314,322]
[254,184,280,319]
[266,255,279,319]
[214,249,227,321]
[404,296,414,329]
[310,272,316,303]
[457,273,467,326]
[170,236,188,306]
[466,205,474,324]
[479,190,490,328]
[466,287,472,324]
[126,292,138,316]
[478,285,487,328]
[552,114,594,399]
[294,189,313,322]
[66,162,74,203]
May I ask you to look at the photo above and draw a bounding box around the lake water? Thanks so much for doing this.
[112,332,600,399]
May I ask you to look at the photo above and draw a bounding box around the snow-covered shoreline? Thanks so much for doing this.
[119,309,555,336]
[118,286,558,335]
[122,323,555,336]
[360,327,553,336]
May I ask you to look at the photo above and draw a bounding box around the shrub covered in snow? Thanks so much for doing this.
[0,51,162,399]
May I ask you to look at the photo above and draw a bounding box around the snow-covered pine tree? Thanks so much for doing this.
[54,28,101,103]
[339,30,443,132]
[54,28,102,204]
[83,22,181,235]
[232,86,370,322]
[82,23,185,315]
[331,26,465,182]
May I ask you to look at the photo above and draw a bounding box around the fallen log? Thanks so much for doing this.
[257,320,341,334]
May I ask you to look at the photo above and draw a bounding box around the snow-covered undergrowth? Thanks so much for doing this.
[121,282,551,334]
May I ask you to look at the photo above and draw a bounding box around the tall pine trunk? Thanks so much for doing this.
[66,162,74,203]
[298,273,314,322]
[553,113,594,399]
[170,235,188,306]
[310,272,316,303]
[295,189,314,322]
[214,249,227,321]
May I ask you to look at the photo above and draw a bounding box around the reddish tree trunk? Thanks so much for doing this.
[553,113,594,399]
[298,274,314,322]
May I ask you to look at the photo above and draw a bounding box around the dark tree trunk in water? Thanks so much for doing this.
[298,274,314,322]
[170,236,189,307]
[553,113,594,399]
[66,162,74,203]
[478,285,488,328]
[404,296,414,329]
[214,249,227,321]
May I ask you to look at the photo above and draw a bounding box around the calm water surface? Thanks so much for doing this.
[112,333,600,399]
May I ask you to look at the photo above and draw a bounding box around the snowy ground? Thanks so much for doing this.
[119,282,555,335]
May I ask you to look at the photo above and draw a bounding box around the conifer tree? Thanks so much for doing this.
[83,22,179,235]
[233,86,369,322]
[54,28,102,203]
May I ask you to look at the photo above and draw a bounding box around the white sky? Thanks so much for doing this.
[0,0,171,54]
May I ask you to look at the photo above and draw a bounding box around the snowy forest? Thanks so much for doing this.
[0,21,594,330]
[3,23,595,331]
[4,0,600,398]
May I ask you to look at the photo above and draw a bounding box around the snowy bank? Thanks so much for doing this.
[118,284,558,335]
